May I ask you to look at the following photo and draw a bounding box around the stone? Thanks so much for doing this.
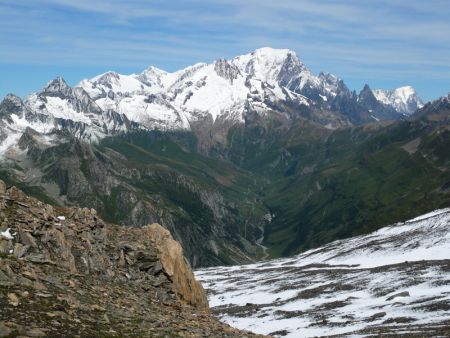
[386,291,410,301]
[150,260,163,275]
[0,238,11,255]
[90,304,105,312]
[16,227,38,248]
[369,312,386,321]
[13,243,29,259]
[22,270,38,281]
[144,223,209,310]
[7,293,19,307]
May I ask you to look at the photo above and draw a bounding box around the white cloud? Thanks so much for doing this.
[0,0,449,100]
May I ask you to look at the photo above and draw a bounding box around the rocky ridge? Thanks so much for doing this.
[0,179,265,337]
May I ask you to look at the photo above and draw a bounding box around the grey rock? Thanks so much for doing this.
[0,322,13,337]
[386,291,410,301]
[368,312,386,321]
[13,243,29,259]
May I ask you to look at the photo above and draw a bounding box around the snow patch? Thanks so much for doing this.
[1,228,15,240]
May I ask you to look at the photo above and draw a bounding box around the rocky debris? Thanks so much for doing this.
[0,180,267,337]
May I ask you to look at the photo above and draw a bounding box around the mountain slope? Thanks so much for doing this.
[0,129,268,267]
[196,208,450,337]
[261,111,450,256]
[0,91,447,266]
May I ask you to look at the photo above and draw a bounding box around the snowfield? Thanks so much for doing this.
[196,208,450,337]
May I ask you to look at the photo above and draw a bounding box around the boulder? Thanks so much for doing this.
[144,223,209,310]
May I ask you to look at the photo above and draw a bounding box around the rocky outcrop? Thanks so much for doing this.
[145,223,208,310]
[0,180,265,337]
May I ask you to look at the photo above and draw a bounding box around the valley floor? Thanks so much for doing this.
[196,209,450,337]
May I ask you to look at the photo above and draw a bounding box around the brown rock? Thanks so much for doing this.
[144,223,209,310]
[90,304,106,312]
[7,293,19,307]
[0,238,11,255]
[13,243,29,259]
[22,270,38,281]
[0,181,6,194]
[16,226,38,248]
[0,180,268,337]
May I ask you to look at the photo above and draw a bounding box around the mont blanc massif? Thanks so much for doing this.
[1,48,449,337]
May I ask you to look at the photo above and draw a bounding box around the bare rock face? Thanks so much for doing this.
[144,223,209,310]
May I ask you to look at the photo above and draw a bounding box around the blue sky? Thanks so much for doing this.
[1,0,449,102]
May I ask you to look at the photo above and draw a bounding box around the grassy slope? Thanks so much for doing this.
[263,120,450,256]
[97,131,267,265]
[99,131,265,219]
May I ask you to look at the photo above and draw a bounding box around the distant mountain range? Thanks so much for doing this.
[0,48,447,267]
[0,48,424,155]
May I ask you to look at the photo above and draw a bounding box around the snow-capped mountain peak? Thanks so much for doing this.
[231,47,302,84]
[90,71,121,85]
[138,66,169,89]
[372,85,424,115]
[41,76,72,96]
[1,94,24,108]
[0,94,27,123]
[79,71,149,99]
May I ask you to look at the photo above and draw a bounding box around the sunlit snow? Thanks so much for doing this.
[196,208,450,337]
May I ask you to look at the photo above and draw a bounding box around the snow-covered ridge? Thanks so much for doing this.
[75,47,423,129]
[0,78,136,158]
[0,47,425,156]
[196,208,450,337]
[372,86,424,115]
[76,47,315,127]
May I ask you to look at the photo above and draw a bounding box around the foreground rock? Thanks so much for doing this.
[0,180,266,337]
